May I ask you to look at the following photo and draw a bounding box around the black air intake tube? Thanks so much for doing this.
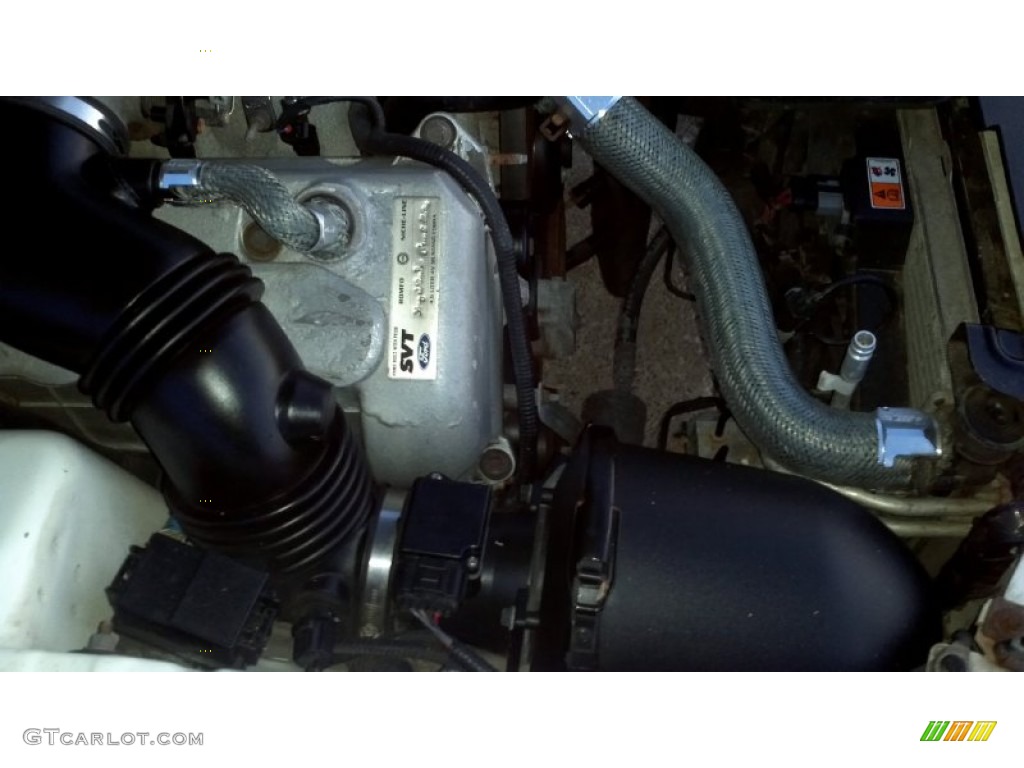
[0,98,373,576]
[534,427,941,671]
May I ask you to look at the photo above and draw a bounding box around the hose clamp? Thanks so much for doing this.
[6,97,129,156]
[158,159,203,190]
[359,489,406,638]
[875,407,942,467]
[555,97,622,130]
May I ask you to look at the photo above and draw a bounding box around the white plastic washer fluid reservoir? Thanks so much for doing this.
[0,649,191,672]
[0,430,169,656]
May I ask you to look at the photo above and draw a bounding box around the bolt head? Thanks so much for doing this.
[420,116,457,149]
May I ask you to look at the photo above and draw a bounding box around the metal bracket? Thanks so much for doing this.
[875,407,942,467]
[567,437,618,670]
[554,97,622,130]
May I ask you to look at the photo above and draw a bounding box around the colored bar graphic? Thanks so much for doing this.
[921,722,950,741]
[944,722,973,741]
[968,722,997,742]
[921,721,997,742]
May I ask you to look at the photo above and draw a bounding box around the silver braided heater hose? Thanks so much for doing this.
[576,96,936,489]
[193,163,334,253]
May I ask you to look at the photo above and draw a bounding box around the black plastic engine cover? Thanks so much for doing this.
[534,428,942,671]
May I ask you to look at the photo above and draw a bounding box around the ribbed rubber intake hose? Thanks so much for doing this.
[0,98,373,577]
[578,97,914,488]
[348,103,539,480]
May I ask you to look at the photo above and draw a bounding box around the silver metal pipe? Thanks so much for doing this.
[817,481,997,517]
[879,517,974,538]
[841,330,878,382]
[823,329,877,409]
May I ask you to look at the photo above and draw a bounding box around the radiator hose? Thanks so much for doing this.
[567,97,940,489]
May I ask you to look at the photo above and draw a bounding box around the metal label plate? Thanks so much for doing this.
[388,197,441,380]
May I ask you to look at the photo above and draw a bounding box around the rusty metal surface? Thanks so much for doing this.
[980,597,1024,670]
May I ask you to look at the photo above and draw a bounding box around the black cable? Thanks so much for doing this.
[613,226,672,393]
[329,640,460,670]
[348,100,539,480]
[662,246,695,301]
[275,98,388,156]
[384,96,540,115]
[742,97,949,109]
[793,273,900,346]
[377,98,543,135]
[618,227,673,347]
[277,97,386,132]
[815,273,899,308]
[656,396,728,452]
[328,628,479,671]
[443,642,497,673]
[613,226,697,393]
[409,609,497,672]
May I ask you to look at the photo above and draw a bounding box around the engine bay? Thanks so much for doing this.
[0,95,1022,672]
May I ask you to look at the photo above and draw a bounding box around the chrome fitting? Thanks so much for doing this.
[875,407,942,467]
[818,330,877,408]
[840,330,878,382]
[555,97,622,130]
[305,197,352,253]
[158,159,203,190]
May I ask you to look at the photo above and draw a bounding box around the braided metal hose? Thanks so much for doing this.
[573,97,939,489]
[164,161,350,254]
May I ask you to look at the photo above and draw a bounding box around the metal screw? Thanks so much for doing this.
[466,556,481,572]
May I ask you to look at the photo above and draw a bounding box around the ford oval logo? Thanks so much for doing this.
[417,334,431,369]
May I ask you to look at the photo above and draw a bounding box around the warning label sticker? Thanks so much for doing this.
[866,157,906,210]
[388,197,441,380]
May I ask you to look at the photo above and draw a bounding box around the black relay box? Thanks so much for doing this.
[840,118,915,269]
[107,534,278,669]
